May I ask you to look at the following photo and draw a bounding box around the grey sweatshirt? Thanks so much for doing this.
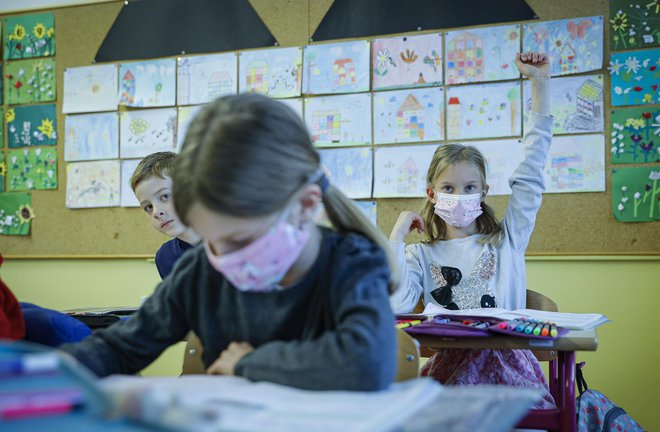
[61,228,396,391]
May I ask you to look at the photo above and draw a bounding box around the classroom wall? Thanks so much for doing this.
[2,256,659,429]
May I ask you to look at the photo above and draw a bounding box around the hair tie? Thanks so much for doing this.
[309,169,330,193]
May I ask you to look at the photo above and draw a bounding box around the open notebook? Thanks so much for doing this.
[419,304,609,330]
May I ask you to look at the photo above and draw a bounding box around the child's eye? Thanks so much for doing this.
[466,185,475,192]
[160,193,171,202]
[143,204,153,214]
[442,186,453,193]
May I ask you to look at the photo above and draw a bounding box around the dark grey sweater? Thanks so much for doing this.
[61,228,397,391]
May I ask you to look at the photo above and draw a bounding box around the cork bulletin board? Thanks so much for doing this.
[2,0,658,258]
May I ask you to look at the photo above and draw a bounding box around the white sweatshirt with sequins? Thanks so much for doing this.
[389,112,553,313]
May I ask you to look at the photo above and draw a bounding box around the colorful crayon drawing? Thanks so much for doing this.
[469,139,524,196]
[523,75,604,134]
[63,64,118,113]
[177,53,237,105]
[120,108,177,158]
[65,112,119,162]
[544,134,605,193]
[120,159,141,207]
[6,104,57,147]
[609,0,660,51]
[303,40,370,94]
[0,192,34,236]
[304,93,371,147]
[610,106,660,164]
[609,48,660,106]
[372,33,442,90]
[7,147,57,191]
[523,16,603,76]
[373,144,437,198]
[446,82,521,140]
[612,166,660,222]
[4,13,55,60]
[176,105,205,152]
[119,59,176,107]
[66,160,120,209]
[445,24,520,84]
[318,147,372,199]
[239,47,302,98]
[373,87,444,144]
[4,58,56,104]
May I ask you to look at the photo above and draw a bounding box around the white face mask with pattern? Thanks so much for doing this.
[433,192,483,227]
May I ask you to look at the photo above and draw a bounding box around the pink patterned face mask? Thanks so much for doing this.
[203,210,310,292]
[433,192,483,227]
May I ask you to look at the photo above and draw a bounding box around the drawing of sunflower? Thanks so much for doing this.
[33,23,47,39]
[37,118,54,138]
[610,11,628,32]
[12,24,26,41]
[647,0,660,14]
[0,161,6,177]
[5,109,15,123]
[18,204,35,224]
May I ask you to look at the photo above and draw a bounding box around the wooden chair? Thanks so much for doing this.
[181,331,205,375]
[396,328,420,381]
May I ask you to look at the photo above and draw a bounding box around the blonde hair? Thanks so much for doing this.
[420,144,503,246]
[173,94,399,293]
[129,151,176,191]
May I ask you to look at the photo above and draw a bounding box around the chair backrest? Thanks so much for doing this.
[396,328,420,381]
[526,289,558,362]
[181,331,205,375]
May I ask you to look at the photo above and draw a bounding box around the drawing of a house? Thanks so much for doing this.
[332,58,356,87]
[396,94,425,141]
[447,97,461,137]
[121,70,136,105]
[246,61,269,93]
[311,110,341,143]
[576,79,603,119]
[446,32,484,83]
[208,71,233,99]
[550,153,584,190]
[397,156,419,194]
[558,42,577,74]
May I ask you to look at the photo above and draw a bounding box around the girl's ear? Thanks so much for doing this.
[297,183,323,224]
[481,184,490,201]
[426,187,437,204]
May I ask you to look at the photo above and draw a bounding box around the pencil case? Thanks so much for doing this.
[486,318,569,340]
[402,314,499,338]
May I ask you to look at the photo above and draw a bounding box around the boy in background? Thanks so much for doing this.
[130,152,201,279]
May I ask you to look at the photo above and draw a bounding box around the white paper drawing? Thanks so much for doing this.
[373,87,444,144]
[279,98,303,120]
[372,33,443,90]
[120,159,141,207]
[315,200,377,227]
[544,134,605,193]
[446,82,521,140]
[176,105,205,152]
[177,53,237,105]
[373,144,438,198]
[119,59,176,107]
[304,93,371,147]
[318,147,372,199]
[66,160,120,208]
[65,112,119,162]
[239,47,302,98]
[120,108,177,158]
[468,139,523,196]
[63,64,118,113]
[523,75,603,134]
[303,40,370,94]
[445,24,520,84]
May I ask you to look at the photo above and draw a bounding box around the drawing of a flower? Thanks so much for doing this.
[37,119,54,138]
[652,114,660,135]
[625,56,641,73]
[17,204,35,224]
[0,161,6,177]
[611,11,628,32]
[5,109,15,123]
[376,49,390,67]
[614,86,623,95]
[650,171,660,180]
[647,0,660,14]
[12,24,26,41]
[33,23,46,39]
[642,94,653,103]
[608,58,623,75]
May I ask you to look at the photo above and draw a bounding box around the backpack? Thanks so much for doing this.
[576,362,645,432]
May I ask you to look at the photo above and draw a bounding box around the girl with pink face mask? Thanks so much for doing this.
[389,52,556,408]
[62,94,399,391]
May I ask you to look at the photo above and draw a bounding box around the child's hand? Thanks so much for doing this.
[515,52,550,79]
[390,211,425,242]
[207,341,254,376]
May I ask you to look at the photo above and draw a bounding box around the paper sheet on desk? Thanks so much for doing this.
[101,375,443,432]
[422,304,609,330]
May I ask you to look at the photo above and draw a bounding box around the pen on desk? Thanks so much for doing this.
[540,324,550,337]
[524,322,537,334]
[434,318,451,324]
[550,324,558,338]
[515,320,530,333]
[532,323,543,336]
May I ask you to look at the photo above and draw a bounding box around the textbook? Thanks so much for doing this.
[417,304,609,330]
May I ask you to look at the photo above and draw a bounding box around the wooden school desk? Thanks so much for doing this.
[411,329,599,432]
